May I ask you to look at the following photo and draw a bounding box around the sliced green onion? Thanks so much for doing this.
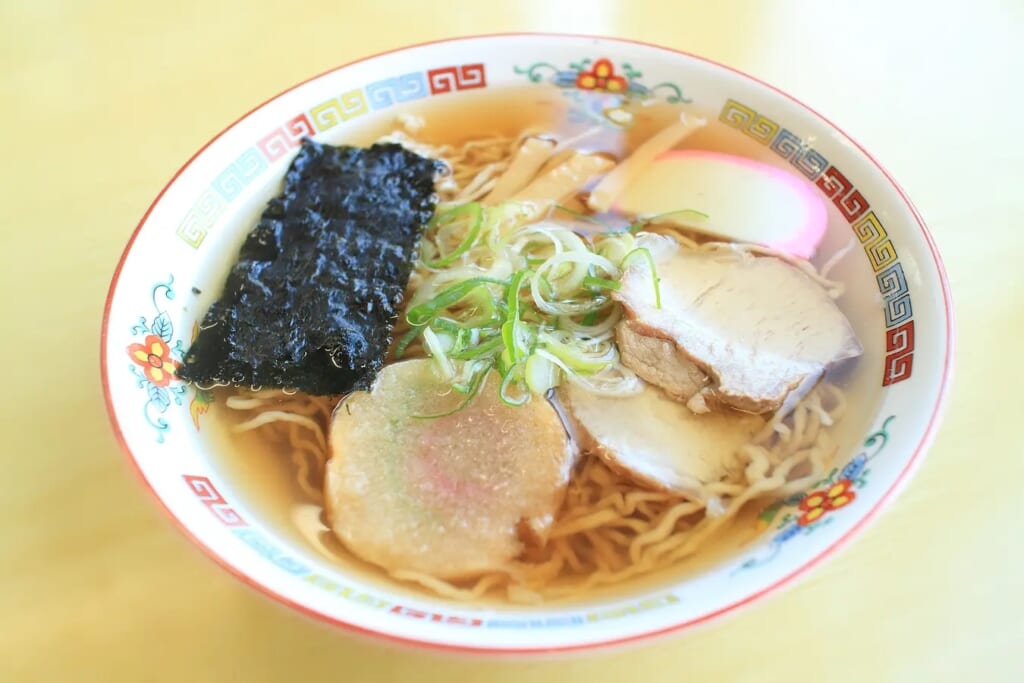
[538,275,555,300]
[628,208,710,233]
[393,325,424,359]
[484,201,539,252]
[536,348,641,396]
[661,208,710,220]
[500,319,518,363]
[501,269,534,364]
[524,353,559,394]
[500,320,536,366]
[424,203,484,268]
[561,306,621,339]
[422,326,456,380]
[429,317,465,335]
[582,275,622,291]
[412,361,491,419]
[435,329,457,353]
[507,270,532,313]
[451,358,486,393]
[498,348,513,375]
[402,198,663,410]
[499,364,531,406]
[451,335,504,360]
[540,336,608,374]
[553,204,612,228]
[531,251,618,312]
[622,247,662,309]
[596,233,635,263]
[405,277,506,326]
[448,327,469,357]
[455,287,499,328]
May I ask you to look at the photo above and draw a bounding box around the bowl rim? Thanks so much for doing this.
[100,32,955,655]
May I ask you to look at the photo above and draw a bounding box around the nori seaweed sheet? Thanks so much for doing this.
[179,139,442,395]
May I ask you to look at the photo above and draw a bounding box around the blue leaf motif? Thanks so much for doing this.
[152,312,173,342]
[840,454,868,481]
[774,524,801,544]
[513,62,560,84]
[147,383,170,411]
[131,316,150,336]
[128,365,147,388]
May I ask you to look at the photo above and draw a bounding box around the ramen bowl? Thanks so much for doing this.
[101,34,953,654]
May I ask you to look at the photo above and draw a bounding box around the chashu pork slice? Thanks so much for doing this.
[560,382,765,498]
[325,359,573,581]
[615,235,861,414]
[616,319,710,405]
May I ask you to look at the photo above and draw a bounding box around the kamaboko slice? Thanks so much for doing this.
[325,359,573,580]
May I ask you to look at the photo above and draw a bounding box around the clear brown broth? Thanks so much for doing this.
[205,85,881,606]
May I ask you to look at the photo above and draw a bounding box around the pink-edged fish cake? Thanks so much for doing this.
[614,150,828,259]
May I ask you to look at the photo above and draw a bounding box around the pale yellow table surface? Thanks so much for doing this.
[3,0,1022,680]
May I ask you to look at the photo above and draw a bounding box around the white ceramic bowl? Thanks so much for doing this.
[101,34,953,654]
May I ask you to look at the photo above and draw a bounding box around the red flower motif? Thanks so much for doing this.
[575,58,628,93]
[797,479,857,526]
[127,334,180,387]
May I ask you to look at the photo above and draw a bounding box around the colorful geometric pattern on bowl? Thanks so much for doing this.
[175,62,487,250]
[720,99,915,386]
[181,472,684,630]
